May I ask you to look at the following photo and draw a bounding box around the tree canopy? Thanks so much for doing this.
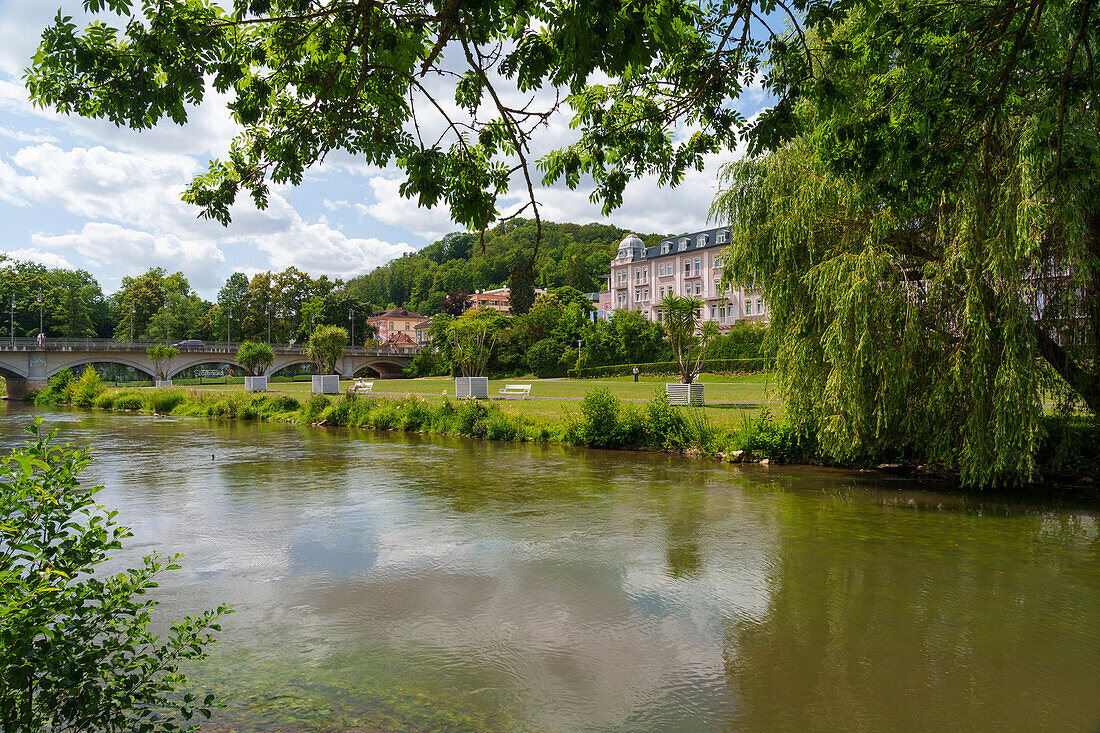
[713,4,1100,485]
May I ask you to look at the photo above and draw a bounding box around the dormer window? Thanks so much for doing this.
[678,238,688,251]
[716,230,727,244]
[661,241,671,254]
[697,234,708,247]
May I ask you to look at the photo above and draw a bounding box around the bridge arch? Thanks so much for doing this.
[269,360,316,377]
[168,356,245,379]
[354,360,406,379]
[48,357,155,380]
[0,363,29,380]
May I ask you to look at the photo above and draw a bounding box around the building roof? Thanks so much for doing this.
[369,306,425,320]
[386,331,417,346]
[613,227,731,263]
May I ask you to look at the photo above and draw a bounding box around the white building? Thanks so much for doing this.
[597,229,768,328]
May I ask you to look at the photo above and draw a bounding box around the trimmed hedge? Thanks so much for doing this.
[569,358,767,379]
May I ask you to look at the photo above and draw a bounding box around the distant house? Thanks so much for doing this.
[413,319,433,347]
[366,307,428,345]
[384,331,417,348]
[469,286,547,315]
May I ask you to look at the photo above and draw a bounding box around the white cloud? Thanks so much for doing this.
[359,175,459,241]
[31,222,224,274]
[254,221,414,280]
[0,125,56,144]
[1,247,73,270]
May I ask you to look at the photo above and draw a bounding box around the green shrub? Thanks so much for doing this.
[454,397,489,435]
[112,392,144,411]
[240,405,260,420]
[485,414,519,441]
[301,395,331,422]
[94,392,115,409]
[34,368,75,406]
[210,398,237,418]
[617,404,648,447]
[399,396,433,431]
[645,388,685,449]
[70,366,105,408]
[731,408,807,463]
[148,389,186,414]
[268,394,301,412]
[677,406,716,453]
[576,387,621,448]
[369,402,400,430]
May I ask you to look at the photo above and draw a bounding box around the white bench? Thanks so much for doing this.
[498,384,532,400]
[349,380,374,395]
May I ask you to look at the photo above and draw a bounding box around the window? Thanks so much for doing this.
[756,298,763,314]
[635,290,641,302]
[678,237,688,251]
[684,260,691,275]
[694,257,701,275]
[643,289,649,301]
[744,300,752,316]
[697,234,708,247]
[389,321,394,330]
[658,263,665,276]
[714,255,723,268]
[714,280,720,293]
[710,305,717,318]
[717,230,727,244]
[643,268,648,282]
[635,268,640,283]
[694,282,701,296]
[661,241,671,254]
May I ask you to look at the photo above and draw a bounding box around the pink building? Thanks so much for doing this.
[470,286,548,314]
[599,230,768,328]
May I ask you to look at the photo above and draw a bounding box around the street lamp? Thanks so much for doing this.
[37,288,43,339]
[265,303,271,345]
[9,294,14,347]
[227,305,232,347]
[130,303,135,342]
[164,296,171,345]
[348,308,355,350]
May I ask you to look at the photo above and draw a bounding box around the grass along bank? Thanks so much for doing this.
[26,367,1098,483]
[30,367,807,465]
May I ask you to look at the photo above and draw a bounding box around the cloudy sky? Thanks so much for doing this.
[0,1,768,298]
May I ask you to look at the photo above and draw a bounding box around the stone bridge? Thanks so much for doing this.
[0,339,418,399]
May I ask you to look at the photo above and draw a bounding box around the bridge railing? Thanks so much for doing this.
[0,338,421,357]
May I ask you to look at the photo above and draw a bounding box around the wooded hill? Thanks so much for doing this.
[342,219,663,315]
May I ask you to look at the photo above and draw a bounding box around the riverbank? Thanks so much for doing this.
[24,374,1100,491]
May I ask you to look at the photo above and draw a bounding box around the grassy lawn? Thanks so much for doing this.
[177,372,780,428]
[186,373,778,403]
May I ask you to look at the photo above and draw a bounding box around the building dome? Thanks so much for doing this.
[619,233,644,249]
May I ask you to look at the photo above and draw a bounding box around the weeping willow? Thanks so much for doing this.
[712,4,1099,486]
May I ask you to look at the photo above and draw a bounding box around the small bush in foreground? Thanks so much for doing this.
[0,420,229,730]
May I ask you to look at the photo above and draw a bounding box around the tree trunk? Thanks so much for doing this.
[1034,323,1100,414]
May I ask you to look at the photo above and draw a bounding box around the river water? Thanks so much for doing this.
[2,404,1098,732]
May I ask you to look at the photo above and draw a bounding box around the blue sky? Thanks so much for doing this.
[0,0,768,298]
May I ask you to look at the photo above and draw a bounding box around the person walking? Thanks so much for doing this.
[632,365,639,383]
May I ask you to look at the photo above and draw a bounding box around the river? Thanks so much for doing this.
[2,403,1098,732]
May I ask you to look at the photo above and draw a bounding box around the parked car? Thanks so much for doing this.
[171,339,205,349]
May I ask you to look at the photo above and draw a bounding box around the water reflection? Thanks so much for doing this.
[1,403,1097,732]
